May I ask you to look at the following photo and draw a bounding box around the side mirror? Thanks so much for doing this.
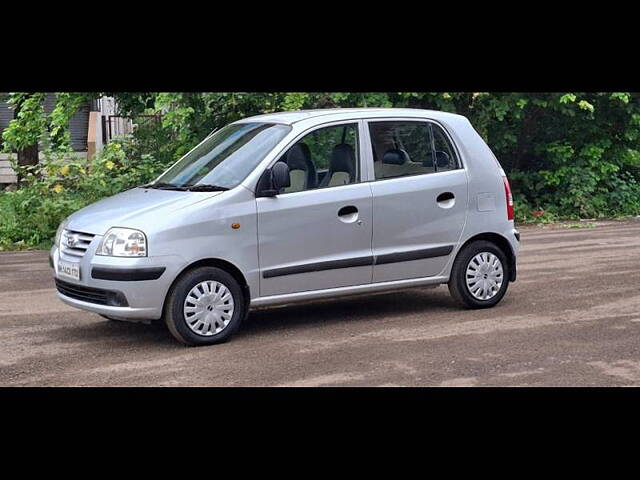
[256,161,290,197]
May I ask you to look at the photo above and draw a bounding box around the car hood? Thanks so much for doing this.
[66,187,224,235]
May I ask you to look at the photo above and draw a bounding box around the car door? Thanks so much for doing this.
[366,119,468,283]
[256,121,374,297]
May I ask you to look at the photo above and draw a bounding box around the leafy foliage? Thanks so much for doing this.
[2,91,640,250]
[1,93,47,151]
[0,135,166,250]
[127,92,640,222]
[1,92,97,154]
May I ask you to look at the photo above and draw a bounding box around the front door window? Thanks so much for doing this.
[277,123,360,193]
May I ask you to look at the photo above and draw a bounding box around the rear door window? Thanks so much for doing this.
[368,121,460,180]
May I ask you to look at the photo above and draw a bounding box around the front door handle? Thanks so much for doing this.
[338,205,360,224]
[338,205,358,217]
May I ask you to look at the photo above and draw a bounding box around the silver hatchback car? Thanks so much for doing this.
[50,108,519,345]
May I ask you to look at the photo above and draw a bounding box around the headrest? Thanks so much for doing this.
[330,144,356,175]
[436,151,451,169]
[382,148,410,165]
[285,143,311,171]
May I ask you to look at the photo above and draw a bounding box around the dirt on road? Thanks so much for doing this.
[1,220,640,386]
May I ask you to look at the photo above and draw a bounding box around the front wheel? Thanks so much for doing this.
[448,240,510,309]
[164,267,246,346]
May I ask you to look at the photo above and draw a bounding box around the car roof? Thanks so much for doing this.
[234,108,466,126]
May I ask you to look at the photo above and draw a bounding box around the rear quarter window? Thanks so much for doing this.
[431,124,460,171]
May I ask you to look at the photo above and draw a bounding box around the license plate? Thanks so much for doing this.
[57,259,80,281]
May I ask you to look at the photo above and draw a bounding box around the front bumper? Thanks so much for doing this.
[56,289,159,319]
[50,240,183,321]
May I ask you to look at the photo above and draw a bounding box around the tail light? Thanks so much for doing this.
[502,175,514,221]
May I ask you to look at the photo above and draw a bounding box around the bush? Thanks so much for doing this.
[0,135,172,251]
[509,144,640,222]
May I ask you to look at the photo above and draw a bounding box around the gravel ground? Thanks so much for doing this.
[1,219,640,386]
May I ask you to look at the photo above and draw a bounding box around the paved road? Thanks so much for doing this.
[1,220,640,386]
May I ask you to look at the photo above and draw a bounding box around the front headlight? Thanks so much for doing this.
[55,220,68,247]
[97,228,147,257]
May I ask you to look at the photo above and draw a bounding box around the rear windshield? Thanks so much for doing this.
[154,122,291,189]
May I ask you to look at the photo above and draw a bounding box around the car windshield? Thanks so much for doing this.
[151,122,291,190]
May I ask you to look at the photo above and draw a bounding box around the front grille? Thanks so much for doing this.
[55,278,129,307]
[61,229,95,258]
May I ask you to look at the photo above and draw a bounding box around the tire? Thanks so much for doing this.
[164,266,246,346]
[448,240,510,309]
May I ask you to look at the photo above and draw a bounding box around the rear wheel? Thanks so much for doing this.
[164,266,246,346]
[448,240,510,309]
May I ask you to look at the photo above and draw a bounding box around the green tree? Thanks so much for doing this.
[4,91,640,221]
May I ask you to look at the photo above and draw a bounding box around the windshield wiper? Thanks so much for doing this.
[185,184,230,192]
[139,182,229,192]
[139,182,188,191]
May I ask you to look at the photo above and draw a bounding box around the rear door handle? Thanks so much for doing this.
[436,192,455,209]
[437,192,455,203]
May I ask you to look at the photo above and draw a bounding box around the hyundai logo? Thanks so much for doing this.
[66,233,79,248]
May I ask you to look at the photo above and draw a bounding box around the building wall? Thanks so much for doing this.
[0,156,17,184]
